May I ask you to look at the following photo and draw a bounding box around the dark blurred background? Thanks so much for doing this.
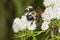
[0,0,45,40]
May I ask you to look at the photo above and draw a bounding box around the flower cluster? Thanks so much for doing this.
[12,6,36,33]
[12,15,36,33]
[41,0,60,31]
[44,0,60,7]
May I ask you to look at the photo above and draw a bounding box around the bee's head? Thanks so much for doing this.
[26,11,37,21]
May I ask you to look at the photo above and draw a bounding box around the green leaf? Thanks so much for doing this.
[32,36,37,40]
[33,31,45,36]
[54,35,60,39]
[14,34,27,38]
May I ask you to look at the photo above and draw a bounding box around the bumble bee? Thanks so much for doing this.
[26,8,43,22]
[24,6,43,22]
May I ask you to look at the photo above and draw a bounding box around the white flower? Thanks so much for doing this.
[42,5,60,21]
[42,0,60,31]
[44,0,60,7]
[55,6,60,19]
[27,21,36,30]
[44,0,54,7]
[43,0,52,7]
[12,17,27,33]
[41,21,50,30]
[21,15,28,22]
[12,17,21,33]
[59,29,60,32]
[12,23,19,33]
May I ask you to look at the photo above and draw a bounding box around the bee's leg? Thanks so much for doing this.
[36,16,41,22]
[30,21,34,26]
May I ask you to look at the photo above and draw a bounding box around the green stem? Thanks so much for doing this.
[21,37,26,40]
[33,31,45,36]
[57,33,60,40]
[32,36,37,40]
[51,31,54,40]
[45,35,49,40]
